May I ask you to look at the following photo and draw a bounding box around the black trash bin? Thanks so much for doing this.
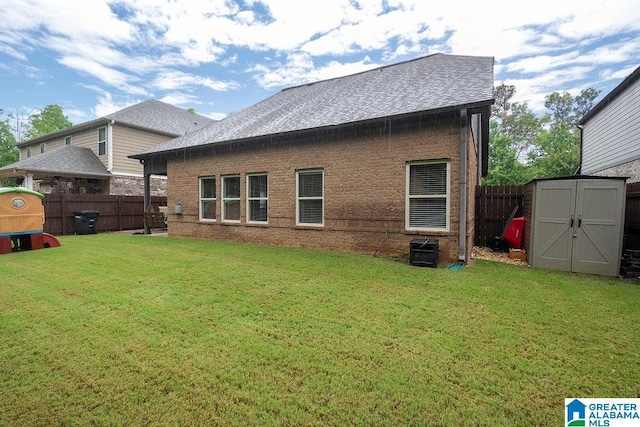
[74,210,100,235]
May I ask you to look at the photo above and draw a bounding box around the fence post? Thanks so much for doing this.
[61,193,66,235]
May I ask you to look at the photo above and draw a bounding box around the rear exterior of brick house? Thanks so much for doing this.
[132,54,494,264]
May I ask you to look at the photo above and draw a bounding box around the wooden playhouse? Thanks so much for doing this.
[0,187,60,254]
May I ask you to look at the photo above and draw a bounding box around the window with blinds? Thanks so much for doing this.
[199,177,216,220]
[297,169,323,226]
[406,161,450,230]
[247,174,268,223]
[222,175,241,222]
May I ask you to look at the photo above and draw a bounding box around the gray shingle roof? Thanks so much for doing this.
[17,100,215,147]
[104,99,215,135]
[0,145,112,178]
[133,53,494,158]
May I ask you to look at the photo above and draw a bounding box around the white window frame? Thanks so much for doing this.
[65,136,72,145]
[98,127,106,156]
[296,169,324,227]
[246,173,268,224]
[222,175,241,222]
[405,161,450,231]
[199,176,217,221]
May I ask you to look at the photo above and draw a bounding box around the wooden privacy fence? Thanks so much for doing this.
[474,185,524,246]
[42,193,167,235]
[476,183,640,251]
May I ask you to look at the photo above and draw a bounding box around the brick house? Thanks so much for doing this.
[0,100,214,195]
[131,54,494,264]
[579,64,640,182]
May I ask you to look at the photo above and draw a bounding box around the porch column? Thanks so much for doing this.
[24,174,34,190]
[143,166,151,234]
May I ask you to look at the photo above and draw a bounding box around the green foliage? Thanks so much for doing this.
[484,122,531,185]
[0,109,19,168]
[486,85,601,184]
[1,234,639,425]
[24,104,72,140]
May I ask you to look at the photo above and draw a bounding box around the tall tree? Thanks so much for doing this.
[484,121,531,185]
[491,83,516,120]
[0,109,19,167]
[485,84,536,185]
[528,88,600,177]
[24,104,72,140]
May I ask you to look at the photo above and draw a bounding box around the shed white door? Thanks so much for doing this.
[531,180,576,271]
[531,179,625,276]
[572,180,625,276]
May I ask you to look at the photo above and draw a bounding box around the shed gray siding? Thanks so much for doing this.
[581,76,640,175]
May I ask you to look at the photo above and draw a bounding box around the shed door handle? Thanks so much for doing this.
[570,215,574,227]
[578,216,582,228]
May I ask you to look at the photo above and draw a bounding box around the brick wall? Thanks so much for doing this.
[109,175,166,197]
[165,114,469,264]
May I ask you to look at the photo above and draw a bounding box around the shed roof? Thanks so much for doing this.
[132,53,494,158]
[0,145,112,179]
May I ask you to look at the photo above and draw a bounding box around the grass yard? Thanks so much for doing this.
[0,233,639,426]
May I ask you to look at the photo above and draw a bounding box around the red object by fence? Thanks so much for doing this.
[503,217,524,249]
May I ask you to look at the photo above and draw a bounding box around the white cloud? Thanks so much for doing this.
[152,71,240,92]
[0,43,27,60]
[1,0,639,120]
[92,92,139,118]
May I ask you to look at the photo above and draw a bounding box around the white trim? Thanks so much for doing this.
[97,126,107,157]
[296,169,324,227]
[199,176,217,222]
[405,160,450,232]
[107,122,114,172]
[246,173,268,224]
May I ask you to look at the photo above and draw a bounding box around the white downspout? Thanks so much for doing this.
[108,120,114,172]
[459,108,468,262]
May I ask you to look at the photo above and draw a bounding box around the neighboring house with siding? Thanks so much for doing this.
[0,100,214,195]
[579,64,640,182]
[131,54,494,264]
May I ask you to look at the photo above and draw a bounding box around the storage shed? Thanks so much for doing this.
[523,176,626,276]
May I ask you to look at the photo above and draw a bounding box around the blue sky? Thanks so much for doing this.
[1,0,639,125]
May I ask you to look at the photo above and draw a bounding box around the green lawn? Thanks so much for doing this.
[1,233,638,426]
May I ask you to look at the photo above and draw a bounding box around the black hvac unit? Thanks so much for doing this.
[410,239,439,268]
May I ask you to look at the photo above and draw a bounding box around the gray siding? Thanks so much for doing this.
[582,77,640,174]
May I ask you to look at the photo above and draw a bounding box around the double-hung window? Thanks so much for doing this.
[222,175,241,222]
[40,143,46,154]
[199,177,216,220]
[406,161,450,231]
[247,174,268,223]
[297,169,323,226]
[98,127,106,156]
